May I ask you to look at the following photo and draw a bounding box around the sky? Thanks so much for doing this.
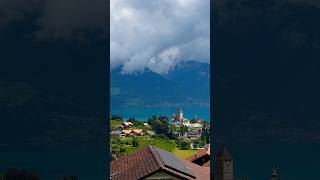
[110,0,210,75]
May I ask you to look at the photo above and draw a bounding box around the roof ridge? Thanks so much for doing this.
[147,145,165,168]
[149,145,196,179]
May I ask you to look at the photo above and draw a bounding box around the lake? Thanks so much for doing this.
[110,106,211,122]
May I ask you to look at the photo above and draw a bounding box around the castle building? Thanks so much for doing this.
[270,164,280,180]
[171,107,185,125]
[214,147,234,180]
[177,107,184,121]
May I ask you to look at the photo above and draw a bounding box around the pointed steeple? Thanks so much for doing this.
[215,147,232,160]
[214,147,234,180]
[272,164,277,176]
[270,164,280,180]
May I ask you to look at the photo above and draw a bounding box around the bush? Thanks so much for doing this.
[111,115,123,120]
[179,138,191,150]
[132,137,139,147]
[155,134,169,140]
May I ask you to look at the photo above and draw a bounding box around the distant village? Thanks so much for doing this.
[109,107,211,179]
[110,107,210,150]
[109,108,281,180]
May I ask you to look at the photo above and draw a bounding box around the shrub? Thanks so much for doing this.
[179,138,191,150]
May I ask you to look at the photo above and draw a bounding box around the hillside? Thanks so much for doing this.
[110,61,210,108]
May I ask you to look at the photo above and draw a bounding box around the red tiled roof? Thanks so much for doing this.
[121,130,132,135]
[132,129,143,134]
[181,159,210,179]
[202,160,210,167]
[110,146,159,180]
[186,144,210,162]
[110,145,210,180]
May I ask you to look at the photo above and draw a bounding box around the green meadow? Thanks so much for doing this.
[118,136,198,159]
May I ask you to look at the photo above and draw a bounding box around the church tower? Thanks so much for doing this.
[214,147,234,180]
[270,164,280,180]
[177,107,184,122]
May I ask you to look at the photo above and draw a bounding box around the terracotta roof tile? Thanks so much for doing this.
[203,160,210,167]
[110,145,210,180]
[186,144,210,162]
[110,146,159,180]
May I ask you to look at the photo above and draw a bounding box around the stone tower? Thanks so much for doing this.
[177,107,184,122]
[270,164,280,180]
[214,147,234,180]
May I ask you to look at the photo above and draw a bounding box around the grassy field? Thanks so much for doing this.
[110,120,199,159]
[171,148,199,159]
[119,136,198,159]
[121,136,176,152]
[110,120,123,130]
[138,137,176,152]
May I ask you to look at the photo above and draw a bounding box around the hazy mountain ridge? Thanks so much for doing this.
[110,61,210,108]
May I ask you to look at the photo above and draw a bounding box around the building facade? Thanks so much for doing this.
[214,147,234,180]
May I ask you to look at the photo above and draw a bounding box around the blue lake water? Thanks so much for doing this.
[110,106,211,122]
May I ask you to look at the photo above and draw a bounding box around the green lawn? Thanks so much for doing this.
[171,149,200,159]
[120,136,176,154]
[110,120,123,130]
[119,136,199,159]
[137,137,176,152]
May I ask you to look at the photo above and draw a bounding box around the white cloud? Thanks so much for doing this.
[111,0,210,75]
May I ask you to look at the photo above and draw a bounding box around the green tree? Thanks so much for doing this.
[179,138,191,150]
[128,117,142,126]
[111,115,123,120]
[180,125,188,137]
[190,119,197,123]
[132,137,139,147]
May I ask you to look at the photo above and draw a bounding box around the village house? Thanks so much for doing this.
[143,122,151,128]
[121,129,133,136]
[132,129,143,136]
[188,122,203,129]
[146,131,155,136]
[110,145,210,180]
[110,130,122,137]
[187,131,201,139]
[186,144,210,166]
[116,125,124,130]
[120,129,144,137]
[122,122,133,129]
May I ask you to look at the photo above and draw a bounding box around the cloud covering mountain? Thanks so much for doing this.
[111,0,210,75]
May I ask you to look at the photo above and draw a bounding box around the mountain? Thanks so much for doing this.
[110,61,210,108]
